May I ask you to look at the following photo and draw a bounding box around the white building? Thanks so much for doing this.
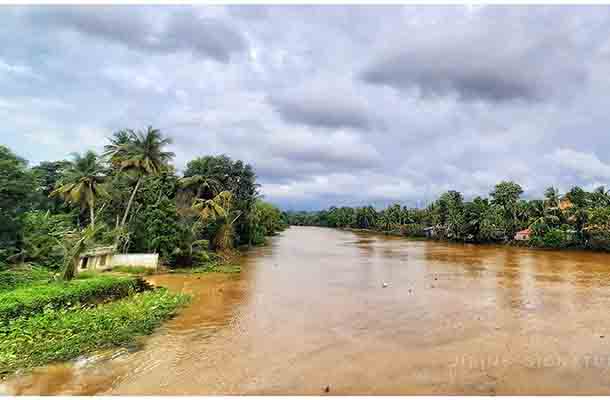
[78,246,159,272]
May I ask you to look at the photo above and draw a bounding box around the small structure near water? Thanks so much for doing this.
[514,228,532,241]
[78,246,159,273]
[423,226,437,238]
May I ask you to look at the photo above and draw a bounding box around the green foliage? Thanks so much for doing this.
[20,211,74,269]
[0,146,38,264]
[50,151,107,228]
[249,200,287,245]
[530,227,574,249]
[0,289,189,375]
[0,275,142,320]
[184,155,258,246]
[399,223,425,237]
[130,196,181,262]
[0,267,53,292]
[104,127,175,229]
[31,160,71,212]
[287,179,610,251]
[490,181,524,237]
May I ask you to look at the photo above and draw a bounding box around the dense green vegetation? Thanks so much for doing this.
[0,126,287,276]
[0,288,188,374]
[0,267,52,292]
[0,275,144,320]
[287,181,610,250]
[0,126,286,375]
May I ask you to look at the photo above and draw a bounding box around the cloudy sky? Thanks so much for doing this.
[2,5,610,210]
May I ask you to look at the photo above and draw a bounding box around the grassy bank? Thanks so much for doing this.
[0,289,188,375]
[0,275,146,320]
[0,268,189,376]
[0,267,53,292]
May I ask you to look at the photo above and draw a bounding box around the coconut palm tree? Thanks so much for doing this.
[178,175,221,199]
[544,186,561,209]
[61,224,100,281]
[104,126,175,228]
[192,191,233,221]
[192,191,242,251]
[50,151,107,228]
[592,186,610,207]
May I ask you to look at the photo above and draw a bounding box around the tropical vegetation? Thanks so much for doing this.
[0,126,287,375]
[286,181,610,250]
[0,126,287,275]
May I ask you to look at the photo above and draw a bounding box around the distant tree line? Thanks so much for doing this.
[285,181,610,251]
[0,127,288,276]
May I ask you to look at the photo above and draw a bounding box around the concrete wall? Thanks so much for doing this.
[111,253,159,269]
[79,254,112,271]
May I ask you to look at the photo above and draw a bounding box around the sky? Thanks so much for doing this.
[2,5,610,210]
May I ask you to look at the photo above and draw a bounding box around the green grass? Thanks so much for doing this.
[0,276,145,320]
[0,267,53,292]
[111,265,155,275]
[0,289,189,375]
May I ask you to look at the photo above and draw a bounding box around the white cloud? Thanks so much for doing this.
[545,148,610,180]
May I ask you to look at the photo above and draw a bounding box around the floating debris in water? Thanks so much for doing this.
[324,385,330,393]
[382,282,389,288]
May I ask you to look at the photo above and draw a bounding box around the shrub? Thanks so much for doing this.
[542,229,566,248]
[0,289,189,374]
[0,276,145,320]
[0,267,53,292]
[400,224,425,237]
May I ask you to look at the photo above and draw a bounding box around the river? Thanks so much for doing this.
[5,226,610,394]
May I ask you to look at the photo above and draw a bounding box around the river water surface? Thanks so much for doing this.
[5,226,610,394]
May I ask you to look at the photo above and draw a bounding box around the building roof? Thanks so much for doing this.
[516,228,532,235]
[81,246,116,257]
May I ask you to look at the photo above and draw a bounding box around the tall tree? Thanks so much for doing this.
[50,151,106,228]
[31,160,71,212]
[104,127,175,228]
[490,181,523,238]
[184,155,258,245]
[0,146,37,264]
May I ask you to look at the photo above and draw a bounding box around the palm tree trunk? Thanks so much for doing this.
[89,203,95,228]
[64,254,80,281]
[121,177,143,227]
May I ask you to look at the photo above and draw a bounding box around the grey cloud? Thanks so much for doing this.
[360,8,589,102]
[161,13,247,63]
[4,6,610,210]
[268,86,374,131]
[29,7,247,62]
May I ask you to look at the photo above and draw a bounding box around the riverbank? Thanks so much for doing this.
[8,226,610,394]
[338,226,607,253]
[0,267,189,377]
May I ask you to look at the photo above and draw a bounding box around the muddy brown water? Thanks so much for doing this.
[5,226,610,394]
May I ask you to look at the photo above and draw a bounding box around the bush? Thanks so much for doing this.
[0,289,189,374]
[0,267,53,292]
[400,224,425,237]
[542,229,566,248]
[0,276,145,320]
[21,211,73,269]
